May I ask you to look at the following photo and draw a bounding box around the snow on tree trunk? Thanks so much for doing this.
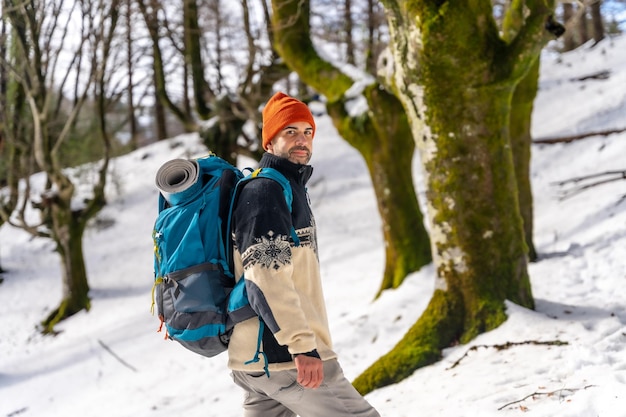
[353,0,559,394]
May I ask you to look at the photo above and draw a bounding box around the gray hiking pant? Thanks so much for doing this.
[231,359,381,417]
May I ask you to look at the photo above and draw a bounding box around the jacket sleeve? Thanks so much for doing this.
[233,178,317,355]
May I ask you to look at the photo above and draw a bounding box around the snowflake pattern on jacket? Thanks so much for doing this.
[244,231,291,270]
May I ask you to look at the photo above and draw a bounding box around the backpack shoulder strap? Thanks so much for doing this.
[250,167,293,212]
[228,167,299,248]
[251,168,299,246]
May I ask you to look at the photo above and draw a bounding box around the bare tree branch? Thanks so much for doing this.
[533,127,626,144]
[552,170,626,199]
[98,339,138,372]
[447,340,569,370]
[498,385,597,411]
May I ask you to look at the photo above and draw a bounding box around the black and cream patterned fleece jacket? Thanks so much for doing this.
[227,152,337,372]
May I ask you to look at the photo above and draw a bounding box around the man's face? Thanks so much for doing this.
[266,121,314,165]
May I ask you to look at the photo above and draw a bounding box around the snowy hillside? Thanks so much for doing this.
[1,35,625,417]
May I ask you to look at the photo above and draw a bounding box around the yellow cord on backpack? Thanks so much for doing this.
[150,277,163,315]
[151,229,164,315]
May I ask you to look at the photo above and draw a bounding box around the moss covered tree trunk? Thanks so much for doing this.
[41,189,92,333]
[271,0,431,295]
[35,144,108,334]
[510,58,540,261]
[353,0,561,394]
[503,5,542,263]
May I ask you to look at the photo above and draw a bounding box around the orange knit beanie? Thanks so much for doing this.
[262,92,316,150]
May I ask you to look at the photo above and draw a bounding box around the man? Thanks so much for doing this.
[228,91,381,417]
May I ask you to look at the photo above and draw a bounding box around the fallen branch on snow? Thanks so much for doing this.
[497,385,597,411]
[552,170,626,199]
[98,339,138,372]
[571,69,611,81]
[533,127,626,144]
[447,340,568,370]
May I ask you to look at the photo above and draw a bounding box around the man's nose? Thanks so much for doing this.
[295,133,307,144]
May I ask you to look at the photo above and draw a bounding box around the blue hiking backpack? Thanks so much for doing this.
[151,153,294,357]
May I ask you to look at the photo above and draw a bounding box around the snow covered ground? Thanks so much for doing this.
[1,35,625,417]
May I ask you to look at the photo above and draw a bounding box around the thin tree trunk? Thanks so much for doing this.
[510,58,540,262]
[326,88,431,295]
[42,203,91,333]
[578,4,589,44]
[153,70,168,141]
[137,0,196,133]
[365,0,377,73]
[502,0,541,263]
[126,0,138,150]
[562,3,577,51]
[271,0,431,296]
[343,0,355,65]
[184,0,212,119]
[590,0,605,44]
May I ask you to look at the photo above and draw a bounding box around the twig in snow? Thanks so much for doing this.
[7,407,28,417]
[98,339,138,372]
[497,385,597,411]
[533,127,626,144]
[551,170,626,199]
[571,69,611,81]
[447,340,568,370]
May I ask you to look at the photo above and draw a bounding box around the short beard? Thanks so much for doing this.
[287,146,312,164]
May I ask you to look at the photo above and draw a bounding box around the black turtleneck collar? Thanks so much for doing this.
[259,153,313,185]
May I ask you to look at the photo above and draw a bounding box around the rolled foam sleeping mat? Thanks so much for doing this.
[155,159,202,206]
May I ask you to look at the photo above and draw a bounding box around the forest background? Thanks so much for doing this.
[1,0,626,402]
